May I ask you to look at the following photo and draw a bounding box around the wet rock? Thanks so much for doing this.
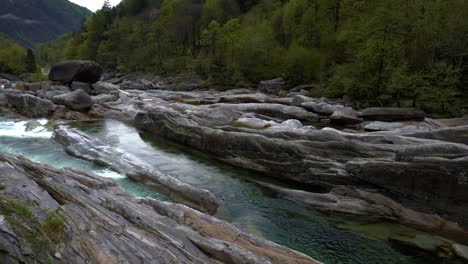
[53,127,221,215]
[24,120,43,131]
[52,89,94,112]
[49,60,103,84]
[361,107,425,122]
[50,105,94,121]
[3,92,55,117]
[0,154,318,264]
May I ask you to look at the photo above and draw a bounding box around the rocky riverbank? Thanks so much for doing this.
[1,61,467,261]
[0,154,317,263]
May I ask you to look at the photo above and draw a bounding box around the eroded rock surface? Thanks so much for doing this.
[53,127,221,215]
[0,154,318,264]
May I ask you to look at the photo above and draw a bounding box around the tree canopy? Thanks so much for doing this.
[35,0,468,115]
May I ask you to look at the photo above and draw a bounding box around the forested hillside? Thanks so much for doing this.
[0,0,91,48]
[0,34,37,75]
[37,0,467,113]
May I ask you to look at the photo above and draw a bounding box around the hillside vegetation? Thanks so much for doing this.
[0,35,37,75]
[37,0,468,114]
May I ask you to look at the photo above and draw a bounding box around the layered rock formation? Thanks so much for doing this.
[0,154,318,264]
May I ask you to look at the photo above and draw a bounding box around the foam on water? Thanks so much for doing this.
[0,119,53,138]
[96,168,127,179]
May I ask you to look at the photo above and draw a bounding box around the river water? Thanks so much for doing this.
[0,116,450,264]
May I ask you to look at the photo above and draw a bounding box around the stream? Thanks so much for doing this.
[0,116,451,264]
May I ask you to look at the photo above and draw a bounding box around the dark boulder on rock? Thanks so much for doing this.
[49,60,103,84]
[361,107,425,122]
[52,89,94,112]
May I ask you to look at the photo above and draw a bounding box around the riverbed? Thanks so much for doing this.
[0,116,452,264]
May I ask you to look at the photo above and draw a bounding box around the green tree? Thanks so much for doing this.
[24,49,37,73]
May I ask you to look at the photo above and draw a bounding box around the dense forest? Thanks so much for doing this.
[0,35,37,75]
[34,0,468,114]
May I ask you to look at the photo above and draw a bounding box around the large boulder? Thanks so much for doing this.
[49,60,103,84]
[4,92,55,117]
[361,107,425,121]
[52,89,94,111]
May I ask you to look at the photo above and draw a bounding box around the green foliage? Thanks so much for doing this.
[34,0,467,115]
[1,200,34,219]
[25,49,37,73]
[42,211,66,243]
[0,37,27,75]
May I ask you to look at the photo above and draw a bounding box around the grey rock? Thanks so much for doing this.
[24,120,43,132]
[36,85,71,100]
[361,107,425,121]
[3,92,55,117]
[219,93,268,103]
[0,73,19,81]
[0,154,318,264]
[52,89,94,112]
[92,94,118,104]
[292,95,315,106]
[70,81,92,93]
[209,103,319,122]
[259,78,286,94]
[404,125,468,145]
[91,81,120,95]
[330,111,363,126]
[53,127,221,215]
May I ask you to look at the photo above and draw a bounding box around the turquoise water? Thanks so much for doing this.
[0,117,451,263]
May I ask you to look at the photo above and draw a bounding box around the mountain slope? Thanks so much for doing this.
[0,0,92,48]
